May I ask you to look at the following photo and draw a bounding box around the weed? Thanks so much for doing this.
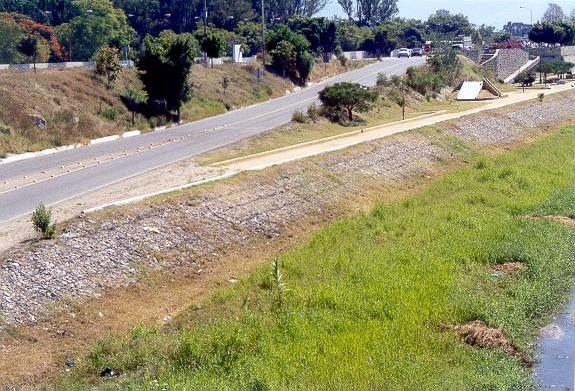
[271,258,287,310]
[306,103,321,122]
[292,110,307,124]
[538,93,545,102]
[31,203,56,239]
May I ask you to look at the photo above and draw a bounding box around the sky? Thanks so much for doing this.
[319,0,575,29]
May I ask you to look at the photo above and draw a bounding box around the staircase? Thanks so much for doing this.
[503,57,541,83]
[480,50,499,67]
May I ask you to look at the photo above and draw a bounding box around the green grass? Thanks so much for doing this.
[57,126,575,390]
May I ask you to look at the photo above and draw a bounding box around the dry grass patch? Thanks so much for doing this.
[450,321,532,366]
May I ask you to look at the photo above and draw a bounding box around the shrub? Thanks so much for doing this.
[94,46,121,88]
[31,203,56,239]
[376,72,389,87]
[514,72,535,86]
[406,66,442,95]
[306,103,321,122]
[337,53,348,67]
[292,110,307,123]
[538,93,545,102]
[99,106,119,121]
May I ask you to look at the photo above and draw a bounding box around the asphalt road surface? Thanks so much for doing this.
[0,57,424,223]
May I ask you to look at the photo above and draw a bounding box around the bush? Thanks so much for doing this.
[538,93,545,102]
[292,110,307,123]
[514,72,535,86]
[376,72,389,87]
[337,53,348,67]
[99,106,119,121]
[306,103,321,122]
[31,203,56,239]
[406,66,442,95]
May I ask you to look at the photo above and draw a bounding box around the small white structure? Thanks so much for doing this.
[457,81,484,100]
[455,78,502,101]
[233,44,243,63]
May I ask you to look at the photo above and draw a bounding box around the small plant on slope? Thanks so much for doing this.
[271,258,287,310]
[31,202,56,239]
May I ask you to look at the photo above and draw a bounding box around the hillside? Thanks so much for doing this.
[0,63,294,157]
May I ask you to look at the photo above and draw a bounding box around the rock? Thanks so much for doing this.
[100,367,119,378]
[28,114,47,130]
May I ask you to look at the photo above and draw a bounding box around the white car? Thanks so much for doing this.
[397,48,411,58]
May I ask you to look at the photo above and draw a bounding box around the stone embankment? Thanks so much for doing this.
[2,94,575,326]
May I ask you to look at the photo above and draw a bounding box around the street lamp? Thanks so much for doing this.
[520,6,533,25]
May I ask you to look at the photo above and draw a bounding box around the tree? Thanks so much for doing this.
[137,30,199,122]
[335,20,373,51]
[267,24,314,83]
[514,71,535,92]
[336,0,398,26]
[550,60,574,78]
[319,82,378,122]
[201,33,227,68]
[57,0,135,61]
[296,0,329,17]
[0,18,26,64]
[270,40,296,77]
[235,20,262,55]
[529,22,574,45]
[263,0,328,22]
[209,0,255,30]
[296,50,314,83]
[493,32,512,43]
[543,3,565,23]
[426,10,474,38]
[121,84,148,125]
[18,35,49,72]
[94,46,122,87]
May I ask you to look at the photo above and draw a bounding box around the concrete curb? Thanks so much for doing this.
[82,171,239,214]
[0,144,82,165]
[0,130,143,165]
[90,135,120,145]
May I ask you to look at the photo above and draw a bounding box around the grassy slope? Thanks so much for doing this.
[0,63,293,157]
[58,126,575,389]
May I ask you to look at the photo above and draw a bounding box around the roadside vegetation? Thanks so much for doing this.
[199,54,488,165]
[56,125,575,389]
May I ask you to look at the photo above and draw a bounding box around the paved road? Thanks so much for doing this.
[0,57,424,223]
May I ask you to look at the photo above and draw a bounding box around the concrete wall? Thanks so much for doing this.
[529,46,575,72]
[0,60,133,71]
[493,48,530,81]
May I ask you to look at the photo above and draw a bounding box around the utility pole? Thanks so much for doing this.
[202,0,208,63]
[261,0,266,73]
[203,0,208,36]
[520,6,533,26]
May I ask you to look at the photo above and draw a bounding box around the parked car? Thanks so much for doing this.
[411,48,424,56]
[397,48,411,58]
